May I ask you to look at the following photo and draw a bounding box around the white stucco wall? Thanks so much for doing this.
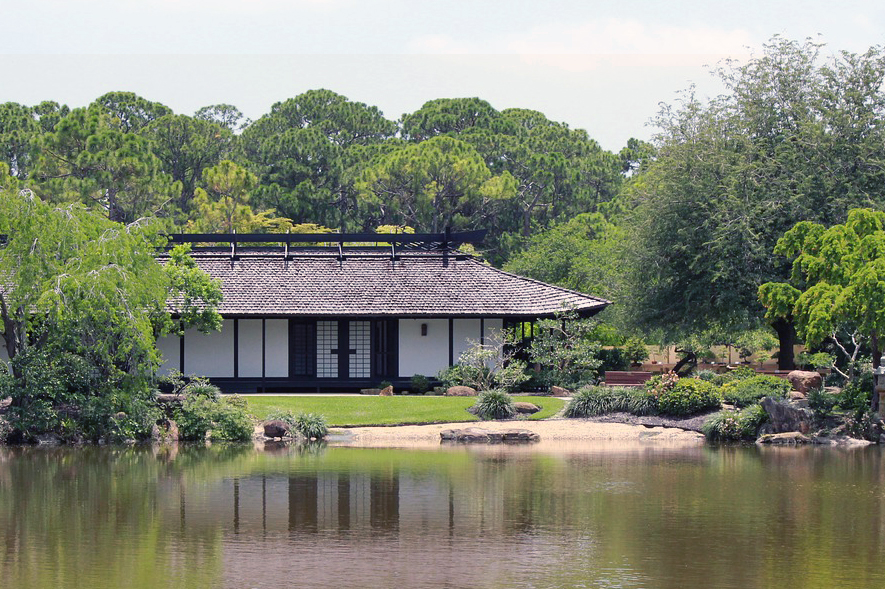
[398,319,449,378]
[452,319,481,363]
[156,335,181,375]
[264,319,289,377]
[483,318,504,368]
[184,319,235,377]
[238,320,263,377]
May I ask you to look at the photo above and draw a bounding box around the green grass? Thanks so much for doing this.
[245,395,565,426]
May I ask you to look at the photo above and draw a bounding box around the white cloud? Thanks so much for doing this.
[409,18,756,71]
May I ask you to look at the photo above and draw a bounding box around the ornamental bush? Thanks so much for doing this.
[294,412,328,440]
[720,374,789,408]
[472,389,516,420]
[645,371,679,397]
[656,379,721,416]
[702,404,768,441]
[175,392,253,441]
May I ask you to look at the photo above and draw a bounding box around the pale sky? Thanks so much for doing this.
[2,0,884,150]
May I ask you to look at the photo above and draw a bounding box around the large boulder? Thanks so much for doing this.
[513,402,540,414]
[788,370,822,394]
[760,397,814,434]
[445,386,477,397]
[550,386,570,397]
[151,419,180,442]
[440,427,539,443]
[757,432,812,445]
[263,419,291,438]
[379,385,394,396]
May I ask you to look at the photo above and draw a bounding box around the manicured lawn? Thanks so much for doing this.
[245,395,565,426]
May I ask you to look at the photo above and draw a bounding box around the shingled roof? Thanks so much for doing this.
[168,248,610,318]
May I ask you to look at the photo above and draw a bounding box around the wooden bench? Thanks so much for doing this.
[603,371,653,388]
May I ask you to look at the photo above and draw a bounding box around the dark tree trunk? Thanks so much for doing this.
[672,349,697,377]
[773,318,796,371]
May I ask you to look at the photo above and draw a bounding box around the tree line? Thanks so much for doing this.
[0,90,632,266]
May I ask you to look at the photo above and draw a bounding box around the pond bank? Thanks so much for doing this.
[327,418,706,448]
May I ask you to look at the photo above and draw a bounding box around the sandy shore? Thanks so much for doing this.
[328,418,705,448]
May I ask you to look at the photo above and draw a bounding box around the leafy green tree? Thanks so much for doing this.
[34,105,178,222]
[0,175,222,439]
[401,97,501,140]
[91,91,172,133]
[627,38,885,367]
[357,136,516,232]
[186,160,294,233]
[504,212,625,324]
[141,114,234,214]
[194,104,248,132]
[528,311,603,389]
[0,103,39,179]
[759,208,885,408]
[238,89,397,227]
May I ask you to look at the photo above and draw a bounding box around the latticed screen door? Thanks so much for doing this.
[316,320,339,378]
[348,320,371,378]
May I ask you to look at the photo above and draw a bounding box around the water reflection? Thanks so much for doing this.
[1,442,884,589]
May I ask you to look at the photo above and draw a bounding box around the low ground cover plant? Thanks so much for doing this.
[565,386,657,417]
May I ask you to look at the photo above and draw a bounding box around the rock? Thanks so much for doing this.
[788,391,807,401]
[0,397,11,413]
[445,386,477,397]
[156,394,186,404]
[360,388,381,395]
[151,419,180,442]
[550,386,570,397]
[379,385,394,396]
[788,370,822,394]
[757,431,812,445]
[263,419,290,438]
[113,412,127,421]
[761,397,814,434]
[440,427,539,443]
[513,401,540,414]
[35,434,62,446]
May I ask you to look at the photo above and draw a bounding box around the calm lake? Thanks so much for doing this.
[1,441,884,589]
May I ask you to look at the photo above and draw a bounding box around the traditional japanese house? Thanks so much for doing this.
[157,231,611,392]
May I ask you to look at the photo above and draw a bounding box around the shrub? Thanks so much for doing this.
[839,371,874,413]
[695,369,718,382]
[844,411,884,441]
[702,404,768,441]
[657,379,721,416]
[711,365,757,387]
[175,394,253,441]
[645,371,679,397]
[808,388,837,418]
[565,386,657,417]
[293,412,328,440]
[472,389,516,420]
[720,374,789,407]
[410,374,431,394]
[623,336,650,365]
